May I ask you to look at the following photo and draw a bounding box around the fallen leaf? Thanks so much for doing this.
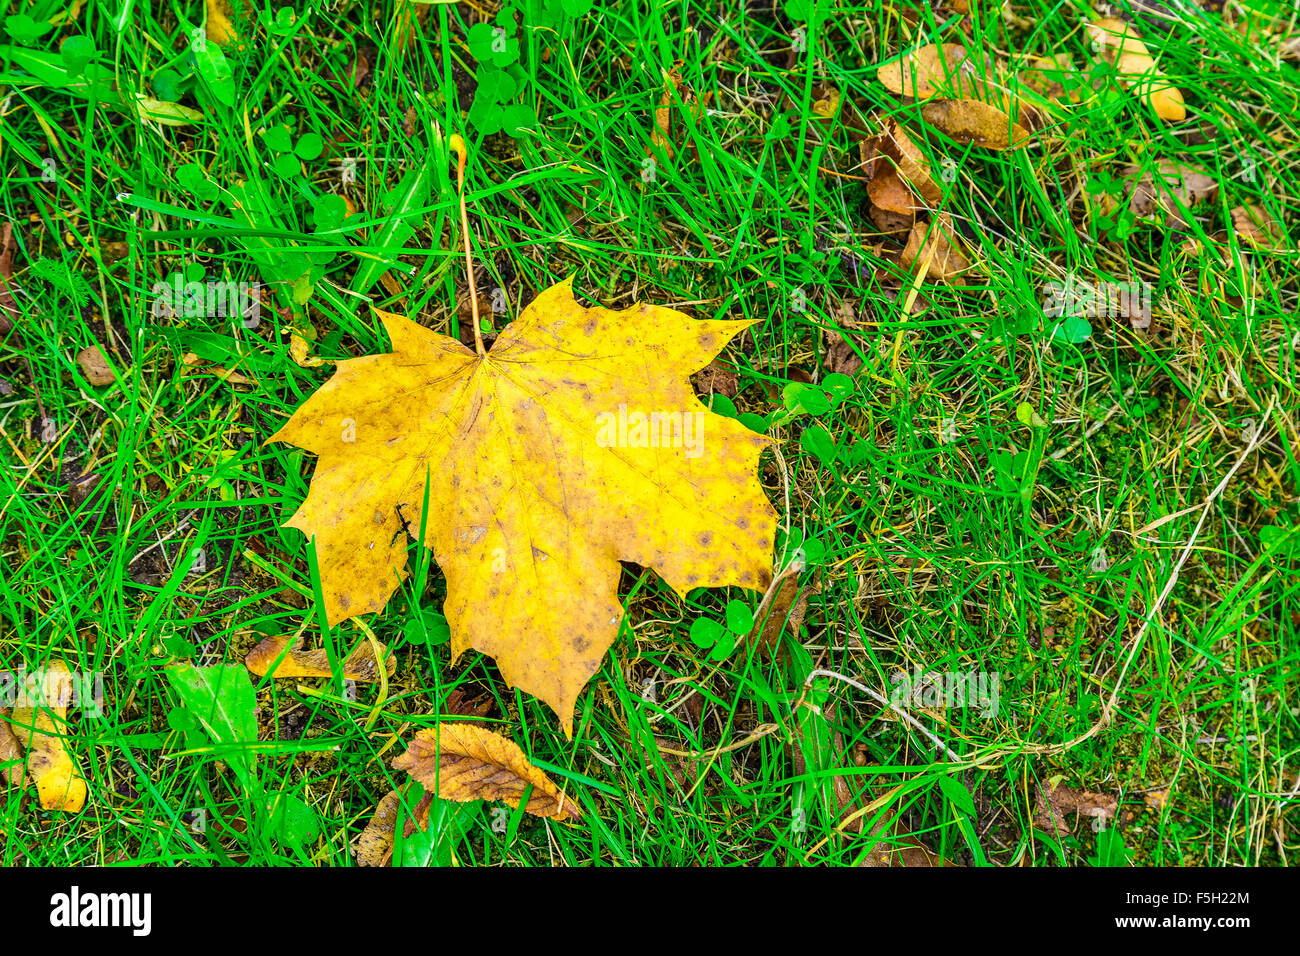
[825,330,864,377]
[1144,788,1170,811]
[245,633,396,682]
[1088,17,1186,121]
[1230,203,1282,248]
[205,0,237,45]
[1034,780,1117,838]
[812,85,841,119]
[357,789,406,867]
[877,44,973,99]
[867,166,921,216]
[920,98,1031,150]
[869,203,915,234]
[742,571,815,657]
[75,343,114,386]
[270,277,777,733]
[693,358,739,398]
[876,118,942,206]
[393,723,582,819]
[181,351,258,385]
[1127,160,1218,228]
[8,662,87,813]
[899,214,970,280]
[0,223,17,336]
[0,709,29,790]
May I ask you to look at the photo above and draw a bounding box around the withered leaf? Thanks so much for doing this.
[8,662,87,813]
[899,214,970,280]
[0,709,28,790]
[742,570,816,657]
[75,343,115,386]
[205,0,237,45]
[877,118,942,206]
[245,633,396,682]
[0,223,17,336]
[270,277,777,734]
[869,201,915,234]
[867,166,922,216]
[356,788,403,867]
[1034,780,1117,838]
[1127,160,1218,228]
[393,723,582,820]
[877,44,974,99]
[920,98,1031,150]
[1230,203,1282,248]
[1088,17,1186,122]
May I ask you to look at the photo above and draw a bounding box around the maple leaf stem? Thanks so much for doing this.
[450,134,486,357]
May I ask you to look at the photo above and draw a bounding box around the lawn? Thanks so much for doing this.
[0,0,1297,867]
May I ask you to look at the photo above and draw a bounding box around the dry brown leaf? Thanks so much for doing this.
[693,358,739,399]
[1034,780,1117,838]
[877,119,942,206]
[269,277,776,734]
[0,222,17,336]
[245,633,396,682]
[1088,17,1186,121]
[0,709,28,790]
[877,43,973,99]
[920,98,1031,150]
[181,352,257,385]
[1127,160,1218,228]
[356,788,403,867]
[393,723,582,820]
[900,215,970,280]
[75,343,115,386]
[8,662,87,813]
[742,571,815,657]
[825,330,864,377]
[1230,203,1282,248]
[869,203,914,234]
[867,166,921,216]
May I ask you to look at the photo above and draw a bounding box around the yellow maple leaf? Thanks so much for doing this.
[269,277,777,732]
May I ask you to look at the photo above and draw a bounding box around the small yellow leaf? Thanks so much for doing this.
[245,633,395,682]
[393,723,582,819]
[1089,18,1186,122]
[8,663,87,813]
[206,0,237,45]
[289,331,325,368]
[877,44,972,99]
[812,85,842,118]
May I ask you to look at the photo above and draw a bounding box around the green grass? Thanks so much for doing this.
[1,0,1297,866]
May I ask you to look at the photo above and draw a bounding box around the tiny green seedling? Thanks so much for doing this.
[689,599,755,662]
